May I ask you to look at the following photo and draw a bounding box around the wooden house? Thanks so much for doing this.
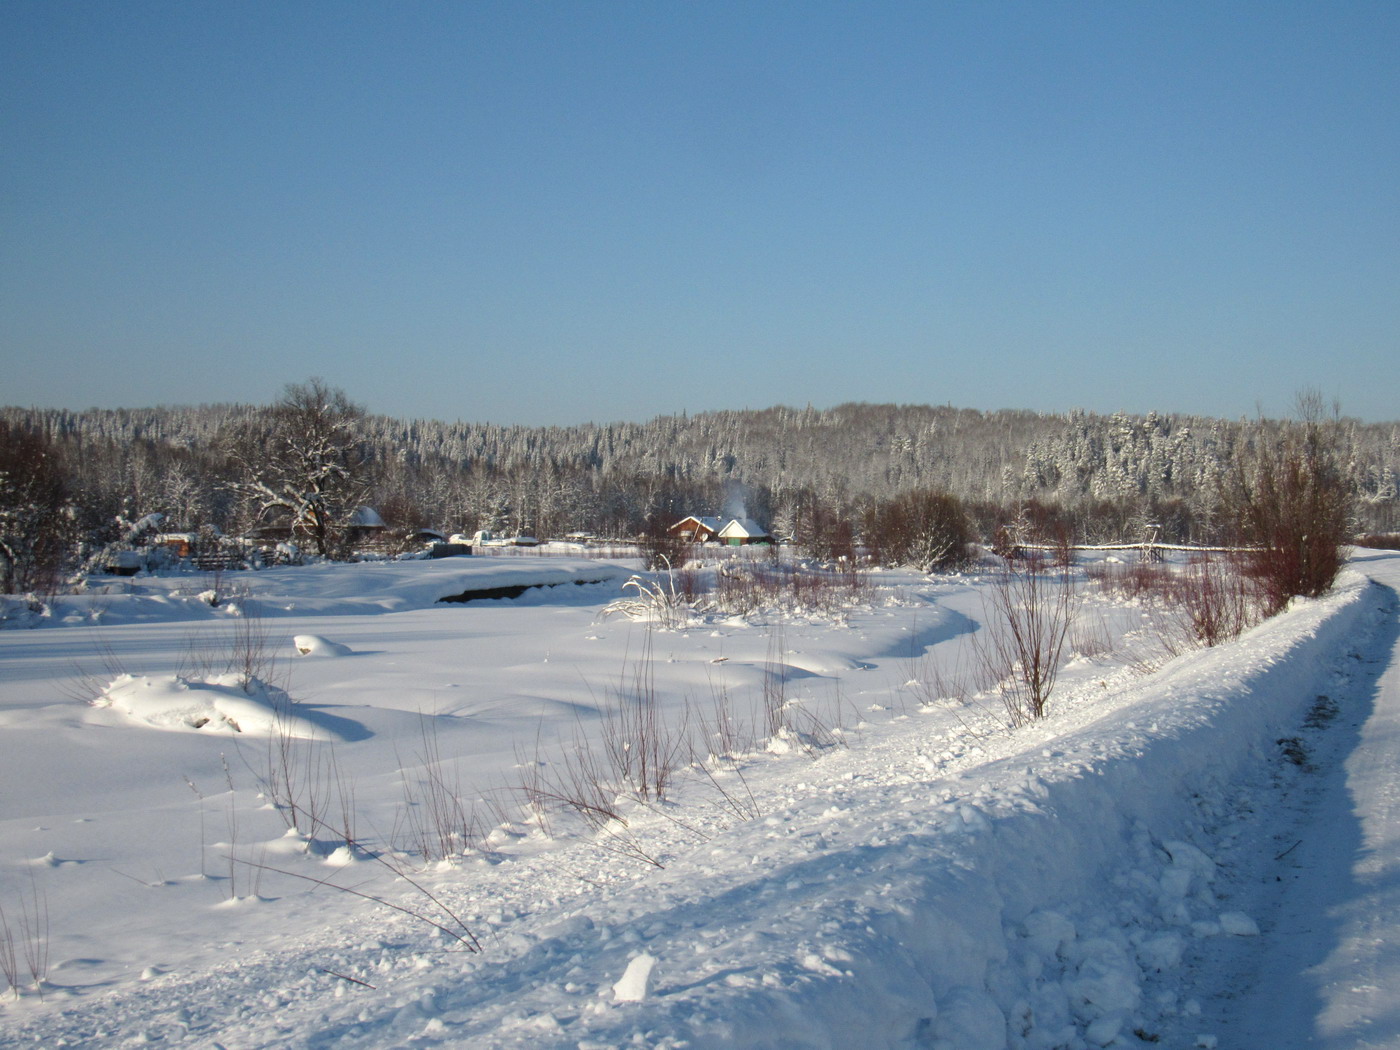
[668,516,724,543]
[717,518,772,546]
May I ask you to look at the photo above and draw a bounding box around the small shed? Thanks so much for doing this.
[154,532,199,559]
[346,506,388,544]
[669,516,723,543]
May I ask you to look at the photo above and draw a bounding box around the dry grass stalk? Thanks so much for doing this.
[396,716,485,862]
[0,899,20,999]
[0,870,50,998]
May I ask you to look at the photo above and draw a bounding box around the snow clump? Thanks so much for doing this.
[95,673,324,738]
[293,634,353,657]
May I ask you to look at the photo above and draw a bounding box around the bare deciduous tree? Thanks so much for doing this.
[224,379,369,558]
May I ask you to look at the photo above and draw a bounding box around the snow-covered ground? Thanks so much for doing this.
[1,549,1398,1048]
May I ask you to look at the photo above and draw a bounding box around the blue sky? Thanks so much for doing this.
[3,2,1396,425]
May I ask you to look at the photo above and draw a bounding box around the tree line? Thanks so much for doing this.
[2,381,1394,595]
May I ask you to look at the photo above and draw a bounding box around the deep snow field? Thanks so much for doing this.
[1,548,1398,1049]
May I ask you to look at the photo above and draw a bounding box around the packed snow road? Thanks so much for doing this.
[1188,549,1400,1049]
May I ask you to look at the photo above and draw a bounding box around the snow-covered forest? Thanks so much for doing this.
[3,392,1399,594]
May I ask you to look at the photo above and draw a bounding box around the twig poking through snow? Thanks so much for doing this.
[318,967,375,989]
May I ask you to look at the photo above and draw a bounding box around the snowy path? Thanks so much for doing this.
[1205,552,1400,1049]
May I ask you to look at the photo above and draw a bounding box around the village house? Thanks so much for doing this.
[669,515,773,546]
[667,515,724,543]
[717,517,772,546]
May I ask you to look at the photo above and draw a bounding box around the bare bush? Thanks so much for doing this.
[217,753,265,901]
[1090,551,1264,655]
[224,733,482,948]
[684,685,762,823]
[62,626,130,704]
[1230,397,1352,612]
[755,623,851,754]
[768,696,846,755]
[863,490,973,571]
[231,605,277,689]
[21,873,47,997]
[178,601,279,692]
[903,648,979,710]
[604,554,869,625]
[259,702,334,839]
[708,554,867,618]
[238,824,482,951]
[671,564,706,602]
[0,897,19,999]
[513,735,555,837]
[1085,559,1175,601]
[516,733,666,868]
[599,631,688,802]
[688,754,761,823]
[636,513,691,572]
[975,555,1078,726]
[511,631,691,868]
[1069,610,1115,659]
[1170,554,1263,649]
[1354,533,1400,550]
[523,736,623,829]
[761,623,788,739]
[692,675,761,763]
[1046,521,1077,569]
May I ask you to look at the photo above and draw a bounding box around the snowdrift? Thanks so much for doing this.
[95,673,331,739]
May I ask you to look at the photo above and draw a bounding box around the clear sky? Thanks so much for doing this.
[3,1,1396,425]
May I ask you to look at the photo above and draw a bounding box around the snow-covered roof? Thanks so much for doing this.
[673,515,723,532]
[718,517,770,538]
[349,506,386,528]
[125,512,165,539]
